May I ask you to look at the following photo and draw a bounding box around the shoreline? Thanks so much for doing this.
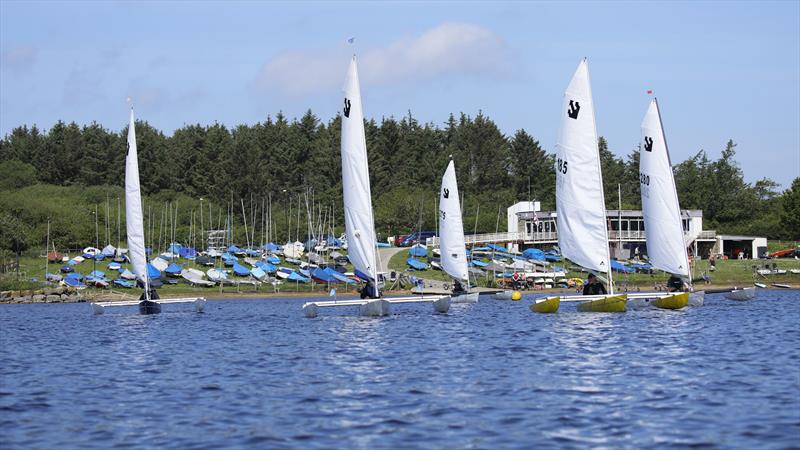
[1,282,797,305]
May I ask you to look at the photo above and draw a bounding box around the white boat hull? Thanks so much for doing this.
[451,292,479,303]
[359,299,391,317]
[725,287,756,301]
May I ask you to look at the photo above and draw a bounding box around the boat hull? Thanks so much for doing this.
[577,294,627,313]
[530,296,560,313]
[451,292,479,303]
[359,299,391,317]
[653,292,689,310]
[138,300,162,315]
[725,287,756,301]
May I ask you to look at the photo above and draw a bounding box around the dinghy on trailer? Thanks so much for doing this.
[91,108,205,315]
[302,56,449,317]
[531,59,627,313]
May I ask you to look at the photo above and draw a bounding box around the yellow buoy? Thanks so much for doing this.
[511,291,522,301]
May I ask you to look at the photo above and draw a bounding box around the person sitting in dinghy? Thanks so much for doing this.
[359,281,379,299]
[667,275,687,292]
[453,279,467,295]
[583,273,607,295]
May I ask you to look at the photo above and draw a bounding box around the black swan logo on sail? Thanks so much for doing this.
[343,98,351,118]
[567,100,580,119]
[443,188,450,199]
[644,136,653,152]
[125,140,130,156]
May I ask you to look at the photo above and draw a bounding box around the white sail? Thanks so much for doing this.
[340,56,379,293]
[640,99,689,276]
[438,160,468,282]
[555,59,610,274]
[125,108,149,294]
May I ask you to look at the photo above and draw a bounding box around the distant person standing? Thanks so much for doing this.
[738,251,744,260]
[583,273,607,295]
[709,253,716,271]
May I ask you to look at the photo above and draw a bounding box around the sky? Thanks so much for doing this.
[1,1,798,188]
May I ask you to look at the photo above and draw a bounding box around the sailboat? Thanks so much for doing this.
[91,108,206,315]
[631,99,703,308]
[302,56,449,318]
[531,58,627,314]
[439,159,479,303]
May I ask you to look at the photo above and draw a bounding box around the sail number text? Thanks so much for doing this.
[556,158,568,174]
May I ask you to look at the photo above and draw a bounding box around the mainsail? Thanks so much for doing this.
[125,108,150,297]
[438,160,468,282]
[340,56,379,294]
[640,99,689,276]
[555,58,611,276]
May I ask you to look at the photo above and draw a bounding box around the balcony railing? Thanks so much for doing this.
[425,229,715,247]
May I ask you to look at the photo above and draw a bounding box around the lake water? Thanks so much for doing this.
[1,290,799,449]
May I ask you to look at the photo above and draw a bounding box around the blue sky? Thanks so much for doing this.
[1,1,798,188]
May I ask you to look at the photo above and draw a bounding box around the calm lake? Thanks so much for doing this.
[1,290,799,449]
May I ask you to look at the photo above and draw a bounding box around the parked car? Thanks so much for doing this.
[400,231,437,247]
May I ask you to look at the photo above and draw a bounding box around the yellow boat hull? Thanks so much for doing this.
[653,292,689,310]
[530,296,560,313]
[577,294,627,313]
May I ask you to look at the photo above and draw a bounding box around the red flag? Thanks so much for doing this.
[647,90,653,94]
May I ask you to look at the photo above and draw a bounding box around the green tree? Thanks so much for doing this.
[781,178,800,238]
[0,160,37,190]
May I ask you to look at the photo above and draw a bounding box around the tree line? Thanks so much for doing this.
[0,110,797,256]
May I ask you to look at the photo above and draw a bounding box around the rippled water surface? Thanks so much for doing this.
[2,290,799,449]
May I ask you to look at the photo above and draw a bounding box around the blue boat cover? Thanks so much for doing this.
[107,262,122,270]
[406,257,429,270]
[325,268,355,284]
[471,259,489,267]
[266,255,280,265]
[487,244,508,253]
[522,248,545,261]
[408,245,427,257]
[250,267,267,279]
[232,263,250,277]
[89,270,105,278]
[245,248,261,257]
[94,254,105,261]
[65,272,84,281]
[60,266,74,273]
[227,245,243,254]
[256,261,277,273]
[179,247,197,258]
[311,267,336,283]
[147,263,161,279]
[101,246,116,257]
[165,263,182,275]
[113,279,135,288]
[264,242,280,252]
[298,268,311,277]
[611,260,635,273]
[286,271,310,283]
[67,259,79,266]
[168,243,183,254]
[64,277,86,288]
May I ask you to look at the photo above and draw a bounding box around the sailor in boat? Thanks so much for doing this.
[583,273,607,295]
[452,279,467,295]
[359,281,379,299]
[667,274,687,292]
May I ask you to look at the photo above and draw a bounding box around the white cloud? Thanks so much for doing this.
[252,23,511,97]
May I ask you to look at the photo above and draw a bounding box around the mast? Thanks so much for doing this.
[585,59,614,295]
[45,220,49,280]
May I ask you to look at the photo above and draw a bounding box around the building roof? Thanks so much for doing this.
[717,234,767,240]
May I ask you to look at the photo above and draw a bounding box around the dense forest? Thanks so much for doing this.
[0,110,797,257]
